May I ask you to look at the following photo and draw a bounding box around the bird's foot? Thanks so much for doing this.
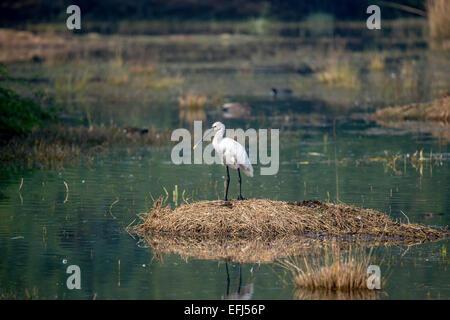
[237,195,246,200]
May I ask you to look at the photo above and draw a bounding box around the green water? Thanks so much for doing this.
[0,116,448,299]
[1,23,449,299]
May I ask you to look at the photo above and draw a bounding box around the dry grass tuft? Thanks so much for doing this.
[279,247,374,292]
[129,197,448,242]
[427,0,450,40]
[369,54,385,71]
[317,57,359,89]
[178,93,208,109]
[278,244,384,298]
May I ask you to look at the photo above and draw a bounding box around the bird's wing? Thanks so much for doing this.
[223,138,254,176]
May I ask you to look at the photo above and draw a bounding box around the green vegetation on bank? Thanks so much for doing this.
[0,65,53,139]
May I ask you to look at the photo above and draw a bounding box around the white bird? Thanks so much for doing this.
[193,122,253,201]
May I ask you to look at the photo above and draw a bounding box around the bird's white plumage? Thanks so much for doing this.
[211,122,253,177]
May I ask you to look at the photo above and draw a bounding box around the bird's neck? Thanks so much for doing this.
[213,128,225,145]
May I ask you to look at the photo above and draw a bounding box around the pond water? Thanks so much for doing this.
[1,106,448,299]
[0,25,449,299]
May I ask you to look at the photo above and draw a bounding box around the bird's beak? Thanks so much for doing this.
[193,128,214,150]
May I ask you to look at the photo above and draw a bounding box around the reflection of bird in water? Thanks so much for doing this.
[222,102,251,119]
[122,127,149,135]
[193,122,253,201]
[222,262,254,300]
[271,88,292,98]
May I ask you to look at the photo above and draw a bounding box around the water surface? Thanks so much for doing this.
[0,24,449,299]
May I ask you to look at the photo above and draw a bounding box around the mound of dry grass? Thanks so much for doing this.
[373,95,450,123]
[129,198,448,242]
[371,95,450,143]
[370,95,450,144]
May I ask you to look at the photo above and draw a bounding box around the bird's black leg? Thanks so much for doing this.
[224,166,230,201]
[225,262,230,296]
[237,168,245,200]
[237,263,242,294]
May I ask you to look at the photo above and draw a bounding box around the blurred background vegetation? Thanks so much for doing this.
[0,0,428,25]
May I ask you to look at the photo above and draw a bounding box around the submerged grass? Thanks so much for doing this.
[129,197,448,242]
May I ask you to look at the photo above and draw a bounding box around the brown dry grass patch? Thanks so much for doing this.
[372,95,450,143]
[373,95,450,123]
[279,248,375,292]
[278,244,385,299]
[129,198,448,242]
[178,93,208,110]
[427,0,450,40]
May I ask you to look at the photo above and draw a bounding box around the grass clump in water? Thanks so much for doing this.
[280,247,375,291]
[278,244,384,299]
[373,95,450,122]
[368,53,385,71]
[178,92,208,109]
[317,57,359,89]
